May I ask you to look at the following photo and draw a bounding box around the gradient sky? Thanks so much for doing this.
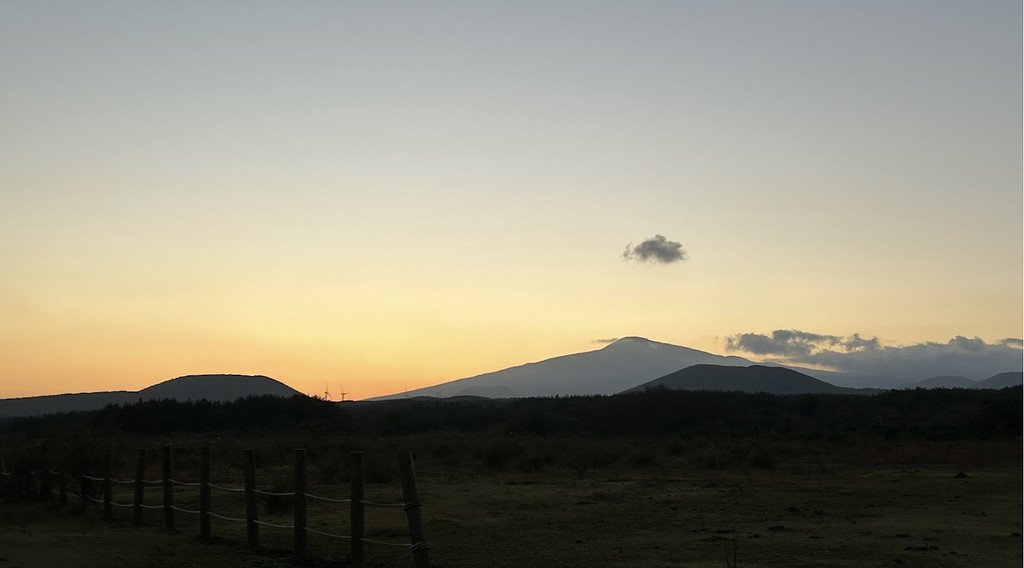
[2,1,1021,399]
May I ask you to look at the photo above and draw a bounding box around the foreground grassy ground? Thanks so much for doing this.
[419,465,1022,568]
[1,461,1020,567]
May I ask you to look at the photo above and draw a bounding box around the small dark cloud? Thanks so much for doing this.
[593,337,620,344]
[724,329,844,358]
[623,235,688,264]
[725,329,1022,379]
[844,333,880,352]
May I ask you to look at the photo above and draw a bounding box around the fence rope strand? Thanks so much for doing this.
[304,526,351,540]
[359,499,406,508]
[304,492,351,504]
[254,519,294,530]
[207,510,247,523]
[208,483,245,493]
[361,536,412,548]
[253,488,294,497]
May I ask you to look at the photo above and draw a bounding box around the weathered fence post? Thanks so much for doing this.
[294,448,307,563]
[134,448,146,526]
[398,451,430,568]
[162,444,174,531]
[244,448,259,549]
[103,449,113,520]
[350,451,365,568]
[80,474,89,507]
[199,446,211,540]
[58,471,68,505]
[39,469,53,500]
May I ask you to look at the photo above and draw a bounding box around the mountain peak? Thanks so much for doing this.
[603,336,657,348]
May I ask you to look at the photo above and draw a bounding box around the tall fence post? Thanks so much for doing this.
[80,473,89,507]
[398,450,430,568]
[162,445,174,531]
[134,448,146,526]
[199,446,211,540]
[244,449,259,549]
[350,451,365,568]
[58,471,68,505]
[103,449,113,521]
[39,469,53,500]
[294,448,307,564]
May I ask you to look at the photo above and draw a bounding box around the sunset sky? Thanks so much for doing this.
[2,1,1020,400]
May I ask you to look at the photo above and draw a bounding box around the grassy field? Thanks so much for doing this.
[1,443,1021,568]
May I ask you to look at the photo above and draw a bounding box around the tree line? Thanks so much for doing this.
[2,386,1020,442]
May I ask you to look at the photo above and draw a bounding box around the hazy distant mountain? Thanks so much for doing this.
[974,372,1023,389]
[900,375,977,389]
[370,337,757,400]
[624,364,865,395]
[793,369,906,390]
[0,374,301,418]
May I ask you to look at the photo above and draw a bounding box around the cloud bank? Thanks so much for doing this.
[623,235,688,264]
[725,329,1023,380]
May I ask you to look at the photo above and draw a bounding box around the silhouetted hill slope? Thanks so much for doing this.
[0,391,137,418]
[625,364,864,395]
[901,375,976,389]
[974,372,1023,389]
[0,374,302,418]
[138,374,301,401]
[369,337,756,399]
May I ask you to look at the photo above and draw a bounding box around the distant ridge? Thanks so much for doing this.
[974,371,1023,389]
[624,364,866,395]
[369,336,757,400]
[901,375,976,389]
[0,374,302,418]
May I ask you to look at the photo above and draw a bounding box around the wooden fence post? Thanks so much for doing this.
[350,451,365,568]
[80,474,89,507]
[134,448,146,526]
[162,444,174,531]
[58,471,68,505]
[398,451,430,568]
[103,449,113,521]
[244,449,259,549]
[39,469,53,500]
[199,446,211,540]
[294,449,307,564]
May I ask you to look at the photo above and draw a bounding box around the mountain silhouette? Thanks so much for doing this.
[900,375,977,389]
[973,371,1023,389]
[137,374,300,401]
[370,337,757,400]
[624,364,862,395]
[0,374,301,418]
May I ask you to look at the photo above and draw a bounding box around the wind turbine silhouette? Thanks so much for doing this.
[338,385,350,402]
[323,382,333,401]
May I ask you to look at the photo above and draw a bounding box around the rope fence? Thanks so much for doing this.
[208,482,245,493]
[305,492,351,504]
[207,510,247,523]
[0,447,430,568]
